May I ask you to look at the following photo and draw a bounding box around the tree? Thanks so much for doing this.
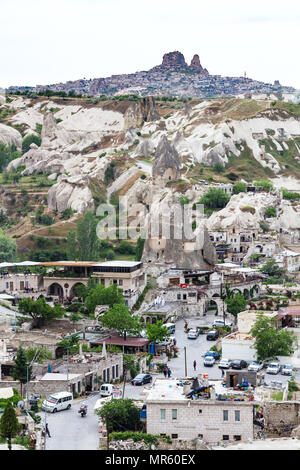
[0,233,17,262]
[77,211,98,261]
[57,333,80,352]
[199,188,230,214]
[0,142,21,172]
[254,179,273,192]
[12,346,31,397]
[135,237,145,261]
[265,207,276,218]
[85,283,124,314]
[260,258,284,277]
[66,230,78,261]
[22,134,42,154]
[145,320,169,347]
[0,402,21,450]
[251,313,296,361]
[18,297,64,328]
[97,399,141,433]
[232,182,247,195]
[225,293,247,321]
[25,347,52,364]
[100,304,142,337]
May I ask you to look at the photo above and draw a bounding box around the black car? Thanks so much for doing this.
[131,374,152,386]
[231,360,248,370]
[206,330,219,341]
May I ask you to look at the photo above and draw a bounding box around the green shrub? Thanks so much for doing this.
[22,135,42,154]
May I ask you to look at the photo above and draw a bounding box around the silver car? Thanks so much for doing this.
[248,361,264,372]
[281,364,293,376]
[266,362,281,375]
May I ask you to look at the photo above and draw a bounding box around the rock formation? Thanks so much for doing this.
[0,123,22,149]
[190,54,209,76]
[152,135,181,182]
[124,96,159,129]
[161,51,187,68]
[142,196,216,270]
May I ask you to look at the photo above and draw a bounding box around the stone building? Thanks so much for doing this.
[146,378,255,444]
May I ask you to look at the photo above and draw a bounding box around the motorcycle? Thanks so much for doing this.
[78,404,87,417]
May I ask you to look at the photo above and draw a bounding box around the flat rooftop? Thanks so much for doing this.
[41,373,82,381]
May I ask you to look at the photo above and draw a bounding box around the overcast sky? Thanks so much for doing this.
[1,0,299,89]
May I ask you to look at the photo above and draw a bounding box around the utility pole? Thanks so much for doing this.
[66,347,70,392]
[184,347,187,377]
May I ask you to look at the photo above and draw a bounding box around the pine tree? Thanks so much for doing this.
[12,346,31,397]
[0,402,21,450]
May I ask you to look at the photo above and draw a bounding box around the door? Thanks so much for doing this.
[57,399,62,411]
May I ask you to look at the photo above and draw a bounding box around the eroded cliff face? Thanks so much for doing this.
[1,95,300,220]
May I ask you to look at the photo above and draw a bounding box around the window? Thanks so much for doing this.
[171,434,178,439]
[198,434,203,439]
[172,409,178,420]
[223,435,229,441]
[199,409,202,414]
[160,409,166,420]
[235,410,240,422]
[115,365,119,378]
[223,410,229,421]
[177,294,181,300]
[234,435,241,441]
[183,294,187,300]
[112,366,115,380]
[119,279,123,286]
[103,370,106,382]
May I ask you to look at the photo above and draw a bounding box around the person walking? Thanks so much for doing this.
[167,368,171,378]
[163,366,168,378]
[193,360,197,371]
[46,423,51,438]
[221,368,225,378]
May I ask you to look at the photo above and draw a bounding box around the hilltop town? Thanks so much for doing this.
[7,51,296,98]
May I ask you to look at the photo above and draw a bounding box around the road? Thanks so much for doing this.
[136,160,152,176]
[41,393,100,450]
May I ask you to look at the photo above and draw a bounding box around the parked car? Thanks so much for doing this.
[212,319,233,328]
[248,361,264,372]
[188,329,199,339]
[281,364,294,376]
[205,351,220,360]
[164,323,176,335]
[218,358,232,369]
[231,360,248,370]
[266,363,281,375]
[204,356,215,367]
[131,374,152,386]
[206,330,219,341]
[100,384,120,398]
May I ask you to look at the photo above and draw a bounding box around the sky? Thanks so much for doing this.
[1,0,300,89]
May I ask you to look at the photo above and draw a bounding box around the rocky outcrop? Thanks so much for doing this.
[206,192,278,231]
[161,51,187,68]
[124,97,159,129]
[48,175,94,214]
[41,112,58,145]
[0,123,22,149]
[153,135,181,180]
[190,54,209,76]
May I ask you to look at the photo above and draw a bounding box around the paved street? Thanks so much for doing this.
[40,393,100,450]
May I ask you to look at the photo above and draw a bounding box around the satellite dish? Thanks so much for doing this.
[17,400,25,409]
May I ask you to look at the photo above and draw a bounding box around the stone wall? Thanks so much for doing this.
[263,401,300,428]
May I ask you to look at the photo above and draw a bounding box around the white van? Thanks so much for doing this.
[100,384,121,398]
[42,392,73,413]
[164,323,176,334]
